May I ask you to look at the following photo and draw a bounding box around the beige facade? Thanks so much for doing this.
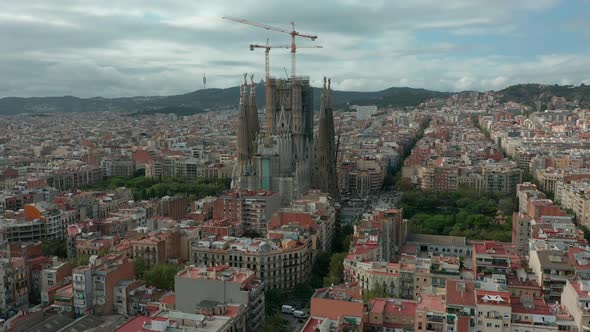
[476,299,511,332]
[555,180,590,227]
[561,280,590,332]
[191,237,313,289]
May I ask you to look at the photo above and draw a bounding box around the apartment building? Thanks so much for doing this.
[561,280,590,332]
[191,236,312,289]
[355,209,407,262]
[114,305,248,332]
[338,158,384,197]
[40,259,73,306]
[145,156,200,179]
[446,280,477,332]
[112,280,145,315]
[366,298,416,331]
[309,284,365,331]
[159,195,189,221]
[72,254,134,317]
[479,159,521,194]
[475,289,512,332]
[344,252,460,300]
[175,265,265,332]
[213,189,281,235]
[555,180,590,227]
[472,241,515,280]
[0,257,13,315]
[512,213,532,257]
[415,294,446,332]
[268,190,336,253]
[529,250,575,303]
[130,229,180,268]
[421,162,459,192]
[100,157,136,178]
[46,165,102,191]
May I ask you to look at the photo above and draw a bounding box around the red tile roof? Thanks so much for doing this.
[446,280,476,307]
[114,316,152,332]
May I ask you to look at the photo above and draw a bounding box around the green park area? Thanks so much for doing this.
[85,175,230,200]
[401,189,514,242]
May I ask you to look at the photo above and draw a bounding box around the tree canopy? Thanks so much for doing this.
[143,263,181,290]
[85,176,230,200]
[42,239,67,258]
[401,190,513,242]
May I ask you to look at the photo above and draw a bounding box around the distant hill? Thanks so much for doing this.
[3,83,586,116]
[497,83,590,108]
[0,84,449,115]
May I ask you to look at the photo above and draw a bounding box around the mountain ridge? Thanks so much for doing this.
[1,83,588,115]
[0,85,449,115]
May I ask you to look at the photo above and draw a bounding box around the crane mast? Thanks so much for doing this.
[223,16,317,77]
[250,42,322,80]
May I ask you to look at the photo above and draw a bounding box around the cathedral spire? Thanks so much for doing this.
[237,73,251,163]
[316,77,339,201]
[248,74,260,155]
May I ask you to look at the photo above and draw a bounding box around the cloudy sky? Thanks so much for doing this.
[2,0,590,97]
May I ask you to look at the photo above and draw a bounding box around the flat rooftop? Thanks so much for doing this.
[177,265,253,285]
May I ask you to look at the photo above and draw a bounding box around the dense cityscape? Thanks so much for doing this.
[4,79,590,331]
[3,2,590,332]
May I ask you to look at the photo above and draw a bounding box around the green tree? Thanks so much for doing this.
[143,264,181,290]
[404,189,513,241]
[260,313,290,332]
[134,257,148,279]
[363,283,388,301]
[99,247,110,256]
[42,239,67,258]
[323,253,347,287]
[74,255,90,267]
[83,176,230,200]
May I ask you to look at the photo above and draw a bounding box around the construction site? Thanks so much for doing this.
[224,17,339,206]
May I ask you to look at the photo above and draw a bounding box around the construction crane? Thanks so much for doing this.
[249,39,322,80]
[223,16,318,78]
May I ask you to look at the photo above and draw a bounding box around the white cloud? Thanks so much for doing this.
[1,0,588,97]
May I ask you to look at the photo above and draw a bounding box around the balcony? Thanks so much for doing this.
[427,315,445,323]
[426,323,444,332]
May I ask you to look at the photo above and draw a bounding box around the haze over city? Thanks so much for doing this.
[2,0,590,97]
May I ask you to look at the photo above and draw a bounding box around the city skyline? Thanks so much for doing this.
[2,0,590,98]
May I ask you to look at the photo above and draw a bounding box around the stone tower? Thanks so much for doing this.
[248,74,259,155]
[233,74,259,189]
[315,77,339,201]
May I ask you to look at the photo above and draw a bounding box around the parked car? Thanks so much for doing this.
[282,305,295,314]
[293,310,308,319]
